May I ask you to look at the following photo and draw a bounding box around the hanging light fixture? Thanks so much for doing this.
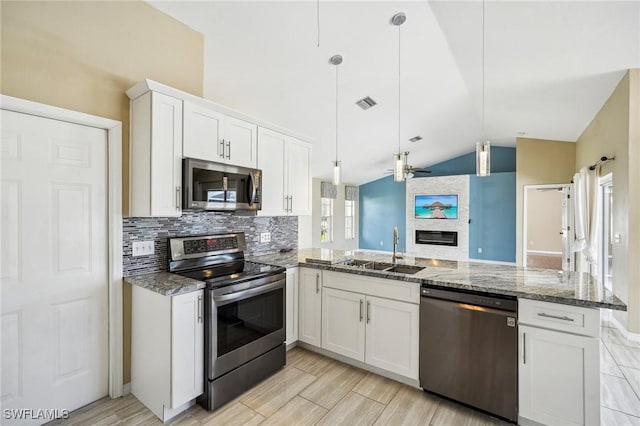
[476,0,491,177]
[392,12,406,183]
[330,54,343,185]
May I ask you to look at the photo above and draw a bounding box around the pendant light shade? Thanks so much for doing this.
[330,54,343,185]
[476,140,491,177]
[393,153,404,182]
[392,12,406,183]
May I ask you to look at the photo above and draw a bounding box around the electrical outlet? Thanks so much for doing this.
[132,240,155,256]
[477,247,483,254]
[260,232,271,243]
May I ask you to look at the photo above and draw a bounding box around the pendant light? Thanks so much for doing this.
[476,0,491,177]
[392,12,406,183]
[330,54,343,185]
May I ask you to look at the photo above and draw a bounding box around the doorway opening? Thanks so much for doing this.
[523,184,573,271]
[599,174,613,290]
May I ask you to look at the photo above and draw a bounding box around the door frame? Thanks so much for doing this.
[0,95,124,398]
[522,183,571,269]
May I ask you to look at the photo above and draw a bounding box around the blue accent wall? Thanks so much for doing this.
[359,147,516,261]
[469,173,516,262]
[359,176,406,252]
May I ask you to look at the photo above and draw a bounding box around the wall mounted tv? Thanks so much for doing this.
[415,194,458,219]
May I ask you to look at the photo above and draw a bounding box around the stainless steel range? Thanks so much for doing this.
[168,233,286,411]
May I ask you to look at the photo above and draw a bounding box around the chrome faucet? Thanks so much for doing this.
[392,226,403,263]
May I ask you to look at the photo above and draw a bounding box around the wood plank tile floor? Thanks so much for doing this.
[50,316,640,426]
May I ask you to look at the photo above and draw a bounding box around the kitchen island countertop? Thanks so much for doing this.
[248,249,627,311]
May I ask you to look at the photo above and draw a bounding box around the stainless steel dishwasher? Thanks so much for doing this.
[419,286,518,422]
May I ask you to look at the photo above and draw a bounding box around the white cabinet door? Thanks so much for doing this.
[298,268,322,347]
[519,325,599,426]
[150,93,183,217]
[183,100,224,162]
[171,291,204,409]
[365,296,419,380]
[322,288,365,362]
[257,127,287,216]
[225,116,257,168]
[286,138,312,216]
[286,268,299,345]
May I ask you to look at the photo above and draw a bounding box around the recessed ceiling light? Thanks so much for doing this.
[355,96,377,110]
[409,136,423,143]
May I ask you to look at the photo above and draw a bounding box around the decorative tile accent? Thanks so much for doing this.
[406,176,470,261]
[123,211,297,277]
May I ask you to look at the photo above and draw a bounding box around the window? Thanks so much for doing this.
[320,198,333,243]
[345,200,355,240]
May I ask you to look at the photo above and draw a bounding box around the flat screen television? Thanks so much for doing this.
[415,194,458,219]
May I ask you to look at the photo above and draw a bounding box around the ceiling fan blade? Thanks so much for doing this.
[412,168,432,174]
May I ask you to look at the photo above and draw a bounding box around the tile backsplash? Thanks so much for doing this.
[123,211,298,276]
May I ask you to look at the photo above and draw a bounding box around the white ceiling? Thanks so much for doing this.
[149,1,640,185]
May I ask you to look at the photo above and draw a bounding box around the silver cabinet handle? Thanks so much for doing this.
[315,273,320,294]
[359,299,364,322]
[366,301,371,323]
[197,295,203,323]
[219,139,225,159]
[175,186,181,211]
[289,195,293,212]
[537,312,574,322]
[523,332,526,364]
[226,140,231,160]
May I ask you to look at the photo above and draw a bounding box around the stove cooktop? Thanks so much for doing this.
[178,261,285,288]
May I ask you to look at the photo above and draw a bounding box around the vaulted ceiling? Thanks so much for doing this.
[149,1,640,185]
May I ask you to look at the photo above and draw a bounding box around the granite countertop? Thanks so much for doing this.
[125,272,205,296]
[250,249,627,311]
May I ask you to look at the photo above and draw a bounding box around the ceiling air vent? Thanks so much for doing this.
[355,96,377,110]
[409,136,423,143]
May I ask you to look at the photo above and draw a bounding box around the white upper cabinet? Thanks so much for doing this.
[130,91,183,217]
[183,101,258,168]
[182,101,224,163]
[258,127,311,216]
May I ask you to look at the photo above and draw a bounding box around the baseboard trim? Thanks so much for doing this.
[605,310,640,343]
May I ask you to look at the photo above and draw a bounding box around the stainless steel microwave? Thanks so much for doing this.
[182,158,262,212]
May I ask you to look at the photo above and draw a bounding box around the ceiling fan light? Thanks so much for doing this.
[394,153,404,182]
[476,140,491,177]
[333,160,342,185]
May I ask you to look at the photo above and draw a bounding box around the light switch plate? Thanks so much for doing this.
[260,232,271,243]
[132,241,155,256]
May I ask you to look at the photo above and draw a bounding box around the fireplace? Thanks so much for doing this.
[415,230,458,247]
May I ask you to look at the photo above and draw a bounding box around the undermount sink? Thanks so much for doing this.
[336,259,424,275]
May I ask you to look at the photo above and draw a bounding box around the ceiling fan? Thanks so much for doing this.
[385,152,432,179]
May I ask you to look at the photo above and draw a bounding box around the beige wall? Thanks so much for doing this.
[516,138,576,266]
[311,178,359,251]
[526,188,563,253]
[1,1,204,384]
[575,70,640,333]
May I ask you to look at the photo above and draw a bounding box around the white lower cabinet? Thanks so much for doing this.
[319,271,420,381]
[131,286,204,422]
[518,299,600,426]
[298,268,322,347]
[285,267,299,345]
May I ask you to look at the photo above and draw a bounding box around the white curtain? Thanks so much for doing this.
[572,167,588,253]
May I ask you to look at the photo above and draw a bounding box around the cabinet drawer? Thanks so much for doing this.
[323,271,420,304]
[519,299,599,337]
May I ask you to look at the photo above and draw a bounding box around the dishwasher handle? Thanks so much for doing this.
[421,286,517,312]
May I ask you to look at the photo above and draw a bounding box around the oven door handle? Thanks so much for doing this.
[212,280,284,304]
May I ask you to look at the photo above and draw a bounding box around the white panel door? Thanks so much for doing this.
[365,296,419,380]
[286,138,311,216]
[298,268,322,347]
[1,110,109,424]
[171,291,204,408]
[519,325,599,426]
[257,127,287,216]
[183,100,224,162]
[322,288,365,362]
[224,117,257,168]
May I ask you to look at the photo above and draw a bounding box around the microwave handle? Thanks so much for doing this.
[248,173,257,205]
